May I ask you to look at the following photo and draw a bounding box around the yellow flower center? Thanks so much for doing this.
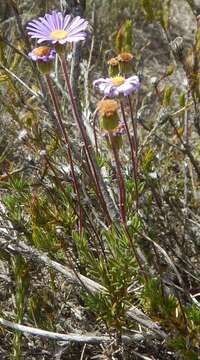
[111,76,125,86]
[33,46,51,57]
[51,30,68,40]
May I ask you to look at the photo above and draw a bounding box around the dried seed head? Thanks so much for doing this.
[97,99,119,116]
[107,57,119,76]
[107,57,119,67]
[98,99,119,130]
[117,52,134,63]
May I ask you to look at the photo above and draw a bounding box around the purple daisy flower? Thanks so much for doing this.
[28,46,56,62]
[93,75,140,97]
[27,10,88,45]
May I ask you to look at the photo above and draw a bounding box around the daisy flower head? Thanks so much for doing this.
[28,46,56,73]
[27,10,88,45]
[28,46,56,62]
[93,75,140,98]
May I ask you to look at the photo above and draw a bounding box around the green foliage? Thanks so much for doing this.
[142,279,200,358]
[116,20,134,53]
[141,278,177,317]
[12,255,30,360]
[140,0,171,30]
[74,227,138,330]
[141,148,155,174]
[169,336,199,360]
[28,287,58,330]
[163,85,174,107]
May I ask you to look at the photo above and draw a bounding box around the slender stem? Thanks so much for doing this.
[45,74,83,233]
[183,93,190,246]
[120,101,139,210]
[109,133,126,224]
[45,156,108,260]
[59,54,112,224]
[92,110,99,155]
[128,95,138,153]
[124,225,148,281]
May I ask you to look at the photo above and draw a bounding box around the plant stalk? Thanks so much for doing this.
[45,74,83,233]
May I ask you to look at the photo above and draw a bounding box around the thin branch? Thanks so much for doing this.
[0,318,110,344]
[0,235,106,295]
[0,63,41,98]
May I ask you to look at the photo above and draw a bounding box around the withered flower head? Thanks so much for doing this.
[97,99,119,131]
[117,52,134,63]
[107,57,119,67]
[97,99,119,117]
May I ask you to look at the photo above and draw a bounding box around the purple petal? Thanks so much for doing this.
[28,19,51,33]
[45,13,57,30]
[28,47,56,62]
[127,76,140,90]
[109,88,119,97]
[67,17,88,33]
[58,12,64,28]
[37,37,50,43]
[27,29,50,37]
[98,83,110,93]
[93,78,112,86]
[50,11,62,29]
[57,38,69,44]
[63,14,71,29]
[67,28,87,37]
[118,83,134,96]
[39,16,53,31]
[104,84,115,96]
[66,34,87,42]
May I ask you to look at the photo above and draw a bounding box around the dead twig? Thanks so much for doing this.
[0,318,110,344]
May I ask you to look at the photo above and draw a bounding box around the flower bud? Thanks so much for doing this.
[107,57,119,77]
[117,52,134,74]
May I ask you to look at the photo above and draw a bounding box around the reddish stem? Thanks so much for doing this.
[109,133,126,224]
[59,54,112,224]
[45,74,83,233]
[120,101,139,211]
